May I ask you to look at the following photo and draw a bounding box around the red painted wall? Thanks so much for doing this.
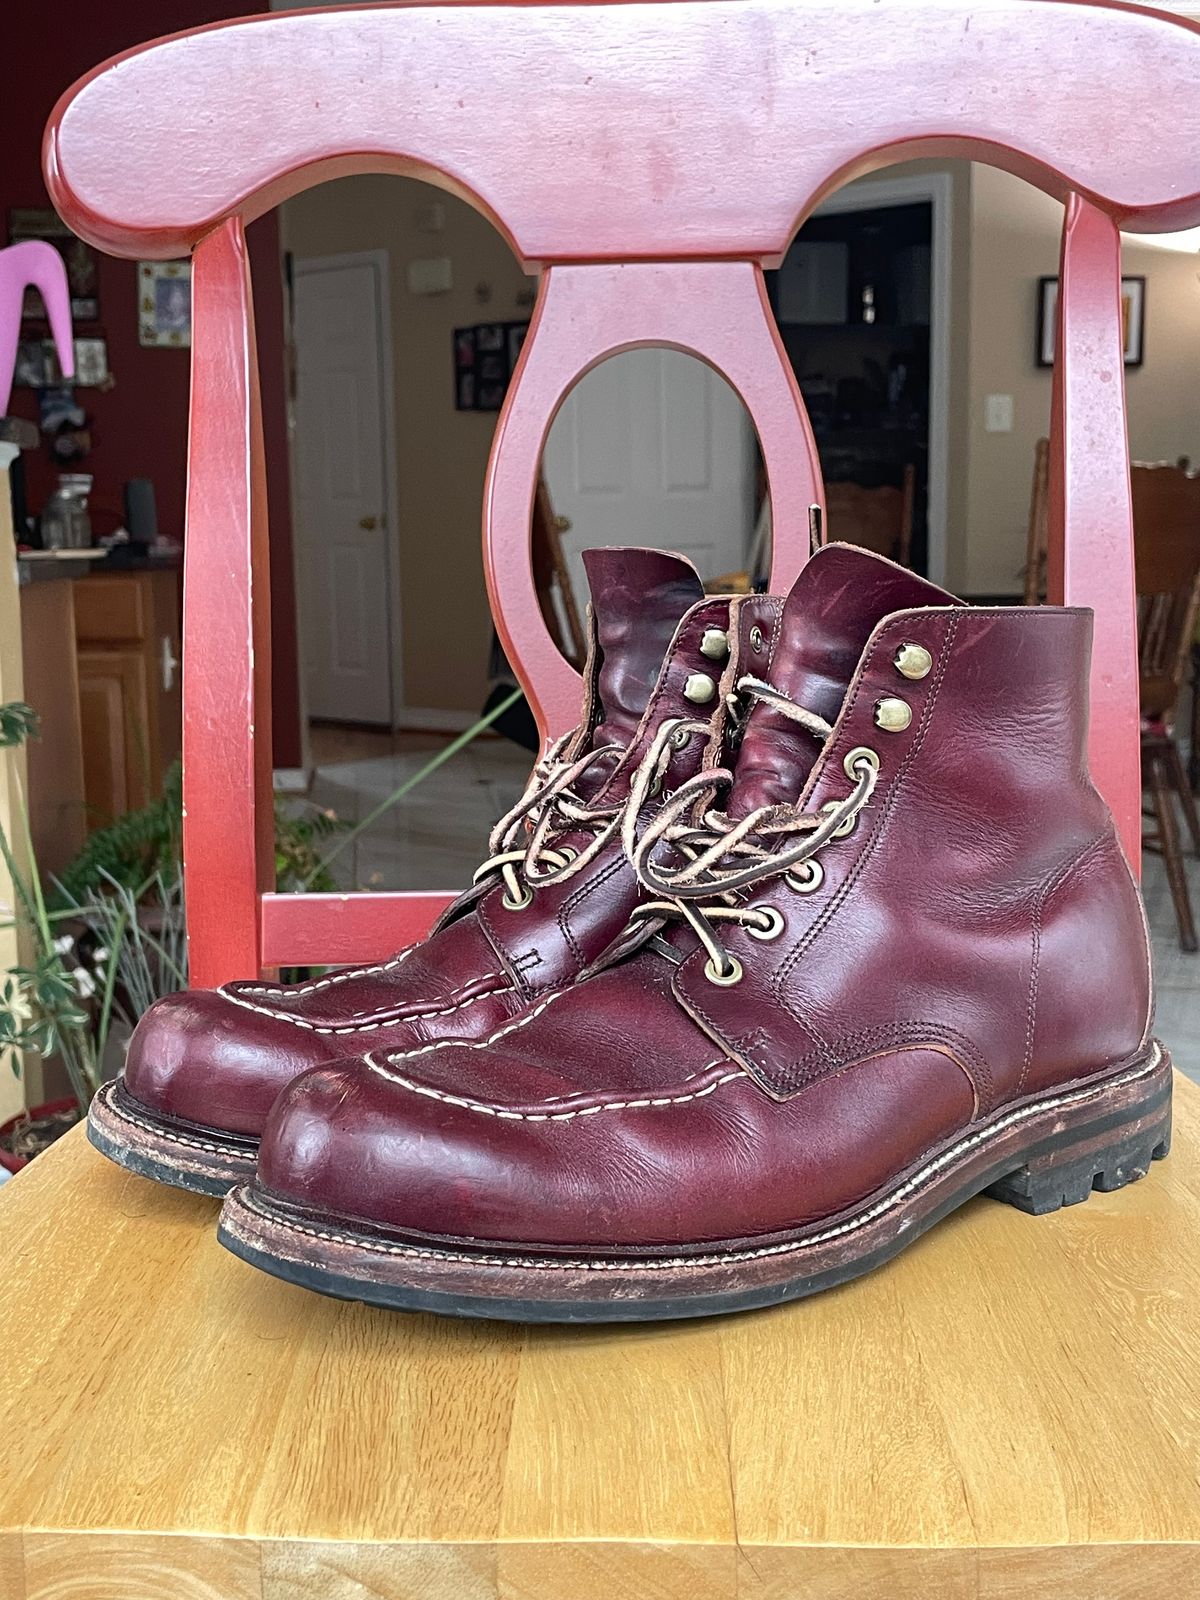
[2,2,303,769]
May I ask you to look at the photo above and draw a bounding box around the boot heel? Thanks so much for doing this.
[986,1083,1172,1216]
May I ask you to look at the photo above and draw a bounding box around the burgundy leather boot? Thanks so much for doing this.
[90,547,779,1195]
[221,543,1169,1320]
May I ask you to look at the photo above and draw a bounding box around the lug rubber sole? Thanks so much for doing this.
[87,1077,259,1198]
[217,1042,1172,1323]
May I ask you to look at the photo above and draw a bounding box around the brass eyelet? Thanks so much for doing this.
[746,906,785,941]
[749,624,765,653]
[894,642,933,681]
[874,696,912,733]
[843,745,880,780]
[704,954,744,986]
[786,859,825,895]
[502,884,534,911]
[820,799,858,839]
[670,724,693,749]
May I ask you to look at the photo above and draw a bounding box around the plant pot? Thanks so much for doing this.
[0,1097,80,1173]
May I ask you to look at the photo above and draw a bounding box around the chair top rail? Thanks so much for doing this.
[46,0,1200,265]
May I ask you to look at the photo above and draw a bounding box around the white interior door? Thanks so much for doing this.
[293,256,394,725]
[542,349,757,603]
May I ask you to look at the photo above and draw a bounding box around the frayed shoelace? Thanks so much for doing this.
[619,678,880,982]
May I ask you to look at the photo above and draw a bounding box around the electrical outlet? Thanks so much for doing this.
[985,394,1014,433]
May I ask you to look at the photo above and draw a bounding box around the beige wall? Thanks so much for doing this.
[964,164,1200,594]
[282,176,535,717]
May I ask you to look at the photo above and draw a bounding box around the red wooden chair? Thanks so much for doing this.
[44,0,1200,987]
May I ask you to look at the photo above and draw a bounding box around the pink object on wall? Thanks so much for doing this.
[43,0,1200,985]
[0,240,73,417]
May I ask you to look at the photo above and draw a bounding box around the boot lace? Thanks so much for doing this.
[473,731,628,909]
[620,679,880,983]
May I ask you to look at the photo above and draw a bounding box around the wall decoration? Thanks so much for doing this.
[453,320,530,412]
[12,337,112,390]
[8,208,100,326]
[138,260,192,347]
[1037,275,1145,368]
[13,339,49,388]
[71,338,110,388]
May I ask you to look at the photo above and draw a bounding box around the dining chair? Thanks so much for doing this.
[1024,436,1051,607]
[825,466,915,567]
[1134,463,1200,951]
[44,0,1200,986]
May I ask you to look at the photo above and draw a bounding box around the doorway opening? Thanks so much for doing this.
[766,172,952,580]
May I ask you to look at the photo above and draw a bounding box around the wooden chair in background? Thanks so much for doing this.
[45,0,1200,986]
[1029,444,1200,938]
[1028,441,1200,947]
[531,475,584,667]
[824,465,915,567]
[1134,463,1200,950]
[1024,436,1051,605]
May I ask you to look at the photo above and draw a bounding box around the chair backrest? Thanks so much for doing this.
[1133,464,1200,723]
[44,0,1200,984]
[825,466,915,567]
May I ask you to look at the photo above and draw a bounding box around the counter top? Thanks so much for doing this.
[16,552,104,586]
[17,547,182,587]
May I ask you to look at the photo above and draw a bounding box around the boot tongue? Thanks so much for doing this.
[728,544,956,816]
[583,546,704,749]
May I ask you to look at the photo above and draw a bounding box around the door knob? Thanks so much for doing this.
[358,515,378,531]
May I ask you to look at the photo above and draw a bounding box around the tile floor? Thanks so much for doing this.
[304,725,534,894]
[301,725,1200,1084]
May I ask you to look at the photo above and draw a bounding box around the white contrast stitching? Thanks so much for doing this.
[231,946,414,999]
[217,983,509,1035]
[363,1059,742,1121]
[237,1044,1165,1273]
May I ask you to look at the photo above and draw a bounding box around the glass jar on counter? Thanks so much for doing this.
[40,474,94,551]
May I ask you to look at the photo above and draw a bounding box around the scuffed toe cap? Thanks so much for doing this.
[122,988,341,1137]
[256,1054,551,1241]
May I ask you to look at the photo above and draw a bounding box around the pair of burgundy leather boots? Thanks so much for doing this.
[90,541,1171,1322]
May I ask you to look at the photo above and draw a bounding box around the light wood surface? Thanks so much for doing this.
[2,1079,1200,1597]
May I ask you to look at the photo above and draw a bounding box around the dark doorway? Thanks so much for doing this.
[766,200,932,574]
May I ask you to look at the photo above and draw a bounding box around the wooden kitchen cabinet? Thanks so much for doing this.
[19,574,88,879]
[73,566,181,827]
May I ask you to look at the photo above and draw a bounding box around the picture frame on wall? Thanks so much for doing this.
[12,336,111,389]
[1037,274,1145,368]
[8,207,101,326]
[138,260,193,347]
[452,320,531,412]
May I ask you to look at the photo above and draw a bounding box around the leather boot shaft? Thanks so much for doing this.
[676,601,1152,1111]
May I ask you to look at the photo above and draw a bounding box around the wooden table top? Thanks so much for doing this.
[2,1078,1199,1598]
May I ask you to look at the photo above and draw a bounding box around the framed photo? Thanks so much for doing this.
[1037,275,1145,368]
[72,338,110,388]
[452,320,530,411]
[13,340,50,388]
[138,260,192,347]
[8,207,100,325]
